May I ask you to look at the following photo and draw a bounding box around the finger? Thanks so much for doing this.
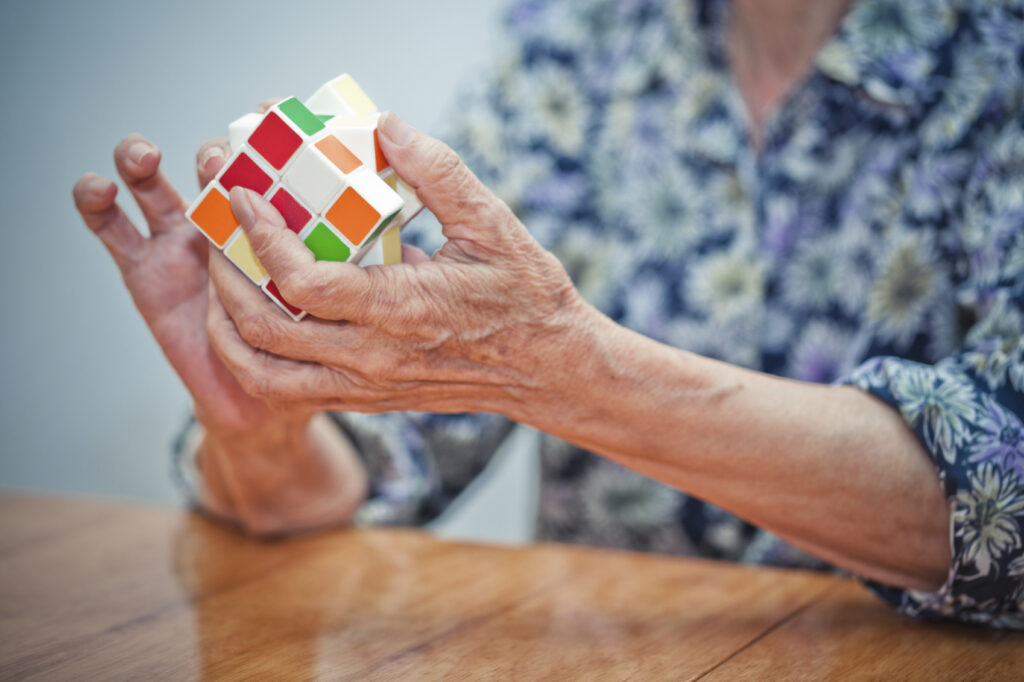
[112,133,189,235]
[229,187,381,322]
[206,283,333,403]
[256,97,283,114]
[376,111,520,246]
[279,378,500,415]
[73,172,147,271]
[211,248,432,387]
[209,276,500,412]
[401,243,430,264]
[209,248,350,358]
[196,137,231,189]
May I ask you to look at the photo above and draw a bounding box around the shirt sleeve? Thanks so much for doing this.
[170,408,516,527]
[840,114,1024,628]
[333,412,516,526]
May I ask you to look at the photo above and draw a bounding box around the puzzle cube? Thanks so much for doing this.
[187,88,404,321]
[226,88,424,265]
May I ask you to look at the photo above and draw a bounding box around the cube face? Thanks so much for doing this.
[269,186,313,234]
[282,143,348,213]
[188,186,238,247]
[220,151,274,195]
[248,112,303,170]
[185,75,406,320]
[224,230,269,285]
[304,222,352,262]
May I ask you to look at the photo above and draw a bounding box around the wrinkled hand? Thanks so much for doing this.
[207,112,589,417]
[72,101,305,433]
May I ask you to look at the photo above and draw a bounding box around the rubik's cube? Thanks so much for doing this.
[186,74,423,320]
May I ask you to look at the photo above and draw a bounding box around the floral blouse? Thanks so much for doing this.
[178,0,1024,627]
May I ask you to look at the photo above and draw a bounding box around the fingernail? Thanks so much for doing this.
[129,141,155,166]
[230,186,256,225]
[85,174,111,196]
[200,145,226,170]
[379,111,416,146]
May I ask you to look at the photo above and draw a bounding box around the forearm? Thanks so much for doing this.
[195,409,368,536]
[515,304,951,590]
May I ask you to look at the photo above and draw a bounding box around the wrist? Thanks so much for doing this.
[509,294,616,424]
[197,411,368,536]
[510,297,700,458]
[195,402,313,445]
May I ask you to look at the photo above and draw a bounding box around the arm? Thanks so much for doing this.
[206,113,1020,625]
[194,411,367,536]
[511,314,951,590]
[72,128,366,536]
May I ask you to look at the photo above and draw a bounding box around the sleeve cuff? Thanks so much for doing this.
[171,413,204,508]
[841,356,1024,628]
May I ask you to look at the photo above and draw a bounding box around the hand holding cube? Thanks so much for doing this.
[187,75,423,320]
[204,111,586,419]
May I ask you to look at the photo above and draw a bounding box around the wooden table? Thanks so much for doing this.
[0,493,1020,680]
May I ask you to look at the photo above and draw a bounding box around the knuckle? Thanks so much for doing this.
[239,366,272,400]
[359,364,385,388]
[206,310,233,354]
[281,268,328,308]
[239,513,281,539]
[205,307,219,340]
[428,142,466,186]
[257,97,283,113]
[236,313,278,350]
[359,353,395,387]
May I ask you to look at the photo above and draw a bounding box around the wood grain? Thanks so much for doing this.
[700,579,1024,681]
[0,493,1019,681]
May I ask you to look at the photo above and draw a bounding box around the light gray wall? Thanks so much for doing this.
[0,0,536,542]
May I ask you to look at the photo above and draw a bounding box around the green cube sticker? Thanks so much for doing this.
[304,223,351,262]
[316,114,335,123]
[279,97,325,136]
[367,209,399,243]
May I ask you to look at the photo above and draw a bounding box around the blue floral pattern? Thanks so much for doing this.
[391,0,1024,627]
[177,0,1024,628]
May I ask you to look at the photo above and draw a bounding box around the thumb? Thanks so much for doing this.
[377,111,520,248]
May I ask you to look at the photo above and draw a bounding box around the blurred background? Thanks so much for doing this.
[0,0,538,544]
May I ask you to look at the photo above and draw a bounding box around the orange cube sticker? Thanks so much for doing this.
[189,188,238,247]
[325,187,380,245]
[316,136,362,174]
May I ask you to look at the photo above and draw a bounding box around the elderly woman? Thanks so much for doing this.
[74,0,1024,627]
